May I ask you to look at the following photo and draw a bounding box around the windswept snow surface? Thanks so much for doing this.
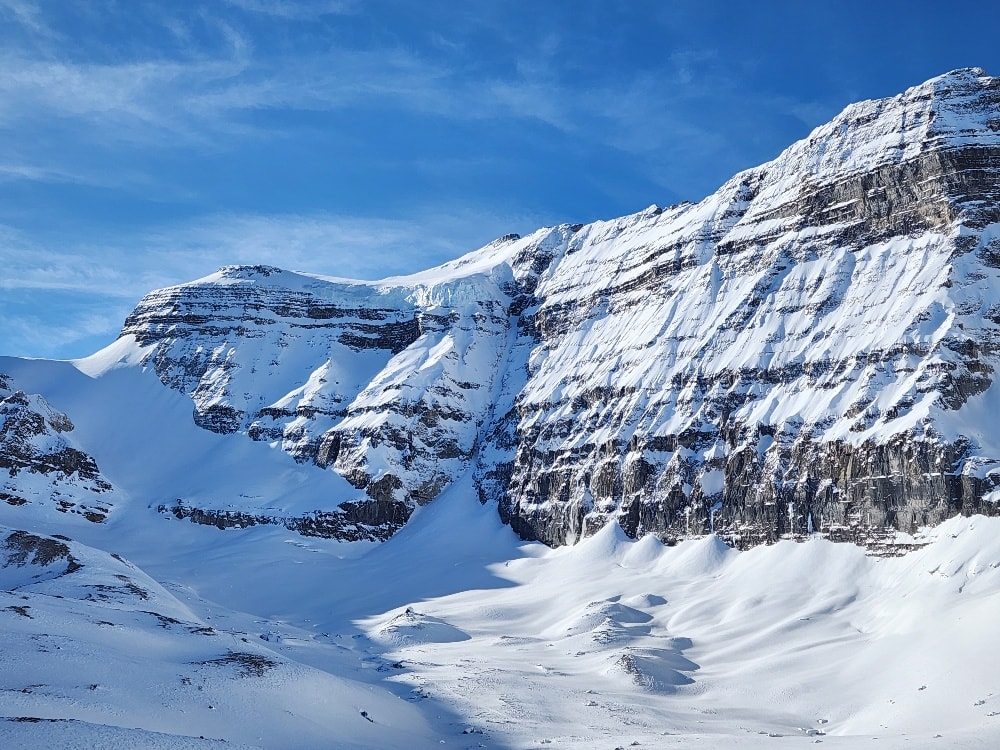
[1,356,999,750]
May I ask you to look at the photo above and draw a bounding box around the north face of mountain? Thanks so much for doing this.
[93,68,1000,546]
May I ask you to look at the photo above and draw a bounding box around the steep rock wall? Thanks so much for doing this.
[486,68,1000,545]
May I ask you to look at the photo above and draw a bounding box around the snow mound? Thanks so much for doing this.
[552,598,653,639]
[605,647,698,692]
[369,606,471,647]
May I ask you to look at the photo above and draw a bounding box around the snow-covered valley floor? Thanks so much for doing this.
[3,485,1000,749]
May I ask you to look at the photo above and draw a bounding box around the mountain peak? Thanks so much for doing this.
[216,264,286,279]
[925,65,990,88]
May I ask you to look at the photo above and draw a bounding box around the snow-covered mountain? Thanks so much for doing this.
[3,67,1000,750]
[72,66,1000,547]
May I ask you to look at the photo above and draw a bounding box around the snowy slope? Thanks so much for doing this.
[0,353,388,542]
[0,525,442,749]
[3,475,1000,749]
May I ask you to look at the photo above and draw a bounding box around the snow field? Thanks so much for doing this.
[2,404,1000,748]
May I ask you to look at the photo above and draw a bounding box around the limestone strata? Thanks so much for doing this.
[487,68,1000,545]
[158,501,409,543]
[114,69,1000,546]
[121,259,523,539]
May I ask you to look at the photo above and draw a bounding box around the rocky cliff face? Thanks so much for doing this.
[0,373,115,523]
[104,68,1000,546]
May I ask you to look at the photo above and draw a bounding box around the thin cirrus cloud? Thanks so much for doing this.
[0,163,94,185]
[0,24,765,239]
[0,207,538,358]
[0,56,250,143]
[0,49,478,153]
[0,208,538,297]
[0,5,749,171]
[1,307,132,360]
[184,50,458,122]
[221,0,357,20]
[0,0,50,36]
[130,209,534,283]
[9,1,965,362]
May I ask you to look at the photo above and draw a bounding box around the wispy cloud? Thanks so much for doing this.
[0,1,851,362]
[221,0,357,20]
[0,226,139,298]
[182,47,455,120]
[0,5,759,154]
[0,161,155,188]
[0,58,240,151]
[0,206,539,297]
[1,303,131,359]
[0,163,85,184]
[0,0,53,37]
[0,1,830,206]
[0,205,542,357]
[132,210,526,283]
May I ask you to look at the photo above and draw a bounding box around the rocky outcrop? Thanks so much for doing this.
[0,374,115,523]
[1,529,81,575]
[104,69,1000,547]
[121,265,425,440]
[158,498,411,543]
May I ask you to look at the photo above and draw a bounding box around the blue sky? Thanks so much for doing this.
[2,0,1000,359]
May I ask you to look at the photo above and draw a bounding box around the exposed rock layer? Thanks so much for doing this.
[0,373,114,523]
[108,69,1000,545]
